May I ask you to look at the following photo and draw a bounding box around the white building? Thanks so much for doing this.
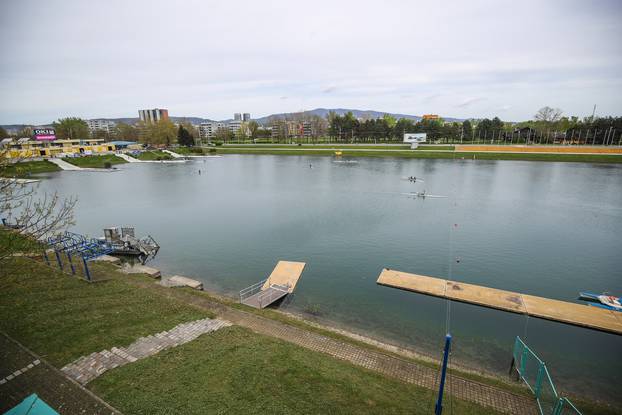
[86,119,116,135]
[198,121,226,140]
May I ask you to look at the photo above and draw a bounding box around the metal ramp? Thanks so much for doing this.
[240,282,290,309]
[239,261,306,309]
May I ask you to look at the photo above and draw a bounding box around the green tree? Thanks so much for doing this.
[139,120,177,145]
[177,125,194,146]
[382,114,397,129]
[16,126,33,138]
[462,120,473,141]
[115,123,139,141]
[53,117,90,140]
[0,127,8,139]
[248,121,259,139]
[214,127,234,143]
[91,129,110,141]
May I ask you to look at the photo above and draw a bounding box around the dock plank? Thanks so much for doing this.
[377,268,622,335]
[262,261,306,293]
[377,269,446,297]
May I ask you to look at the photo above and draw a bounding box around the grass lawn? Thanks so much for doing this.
[213,147,622,163]
[173,146,211,155]
[62,154,127,168]
[0,160,61,177]
[136,150,173,161]
[0,255,209,366]
[90,325,498,415]
[224,144,412,150]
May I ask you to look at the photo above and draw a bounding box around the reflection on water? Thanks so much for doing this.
[39,155,622,403]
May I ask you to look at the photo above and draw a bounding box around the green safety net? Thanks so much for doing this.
[512,337,582,415]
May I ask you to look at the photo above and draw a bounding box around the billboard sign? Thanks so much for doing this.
[33,128,56,141]
[403,133,427,143]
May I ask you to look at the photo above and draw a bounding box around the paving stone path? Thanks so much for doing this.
[61,318,231,385]
[131,281,538,415]
[0,333,121,414]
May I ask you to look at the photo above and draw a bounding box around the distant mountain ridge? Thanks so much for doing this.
[2,109,463,130]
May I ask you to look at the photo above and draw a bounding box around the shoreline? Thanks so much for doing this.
[211,147,622,162]
[148,264,529,392]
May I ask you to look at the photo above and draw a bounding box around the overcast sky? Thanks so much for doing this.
[1,0,621,124]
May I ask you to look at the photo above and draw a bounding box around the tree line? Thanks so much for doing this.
[326,107,622,145]
[2,107,621,146]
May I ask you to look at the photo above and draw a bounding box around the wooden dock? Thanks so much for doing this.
[377,269,622,335]
[240,261,306,309]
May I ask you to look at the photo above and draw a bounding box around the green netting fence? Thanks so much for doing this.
[512,336,582,415]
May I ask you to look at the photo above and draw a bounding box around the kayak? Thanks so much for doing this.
[578,292,622,311]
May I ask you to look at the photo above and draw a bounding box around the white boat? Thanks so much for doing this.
[402,192,447,199]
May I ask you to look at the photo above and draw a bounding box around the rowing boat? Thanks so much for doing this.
[401,192,447,199]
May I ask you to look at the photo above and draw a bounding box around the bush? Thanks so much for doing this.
[208,148,216,153]
[190,147,204,154]
[214,141,223,146]
[104,162,112,169]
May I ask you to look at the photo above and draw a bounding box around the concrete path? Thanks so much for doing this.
[48,158,115,172]
[0,332,122,414]
[162,149,184,158]
[130,280,537,414]
[61,318,231,385]
[115,153,187,164]
[114,153,141,163]
[48,158,84,170]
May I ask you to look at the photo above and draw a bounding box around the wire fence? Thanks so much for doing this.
[512,336,582,415]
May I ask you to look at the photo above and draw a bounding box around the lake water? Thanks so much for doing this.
[38,155,622,403]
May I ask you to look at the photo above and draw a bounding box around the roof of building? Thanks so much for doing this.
[108,141,138,146]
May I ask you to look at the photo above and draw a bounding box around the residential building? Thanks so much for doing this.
[138,108,169,124]
[233,113,242,121]
[86,119,116,135]
[198,121,226,141]
[271,120,311,139]
[228,120,242,134]
[243,113,251,122]
[422,114,440,121]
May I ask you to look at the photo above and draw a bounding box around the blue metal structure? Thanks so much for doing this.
[512,336,582,415]
[45,231,113,281]
[435,333,452,415]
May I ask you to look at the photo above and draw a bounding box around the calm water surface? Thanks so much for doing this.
[39,155,622,402]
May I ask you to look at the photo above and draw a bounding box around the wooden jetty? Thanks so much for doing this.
[240,261,306,309]
[377,269,622,335]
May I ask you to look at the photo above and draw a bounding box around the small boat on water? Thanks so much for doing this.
[402,191,447,199]
[402,176,424,183]
[578,292,622,311]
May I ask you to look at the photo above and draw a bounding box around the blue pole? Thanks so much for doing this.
[435,333,452,415]
[54,250,63,271]
[67,252,76,275]
[82,256,91,282]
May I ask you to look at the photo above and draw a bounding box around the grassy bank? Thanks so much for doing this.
[0,256,208,366]
[136,150,173,161]
[91,325,495,415]
[212,147,622,163]
[0,160,61,177]
[217,144,455,150]
[0,245,499,414]
[62,154,127,168]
